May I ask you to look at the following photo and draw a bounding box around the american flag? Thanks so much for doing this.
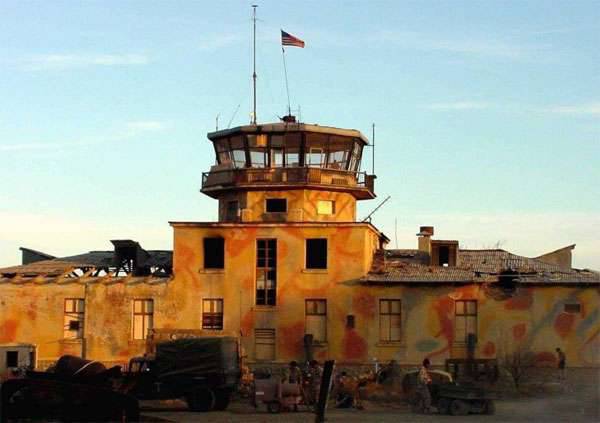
[281,30,305,48]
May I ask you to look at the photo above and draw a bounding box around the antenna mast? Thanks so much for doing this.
[251,5,258,125]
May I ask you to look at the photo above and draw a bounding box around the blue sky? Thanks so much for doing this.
[1,0,598,268]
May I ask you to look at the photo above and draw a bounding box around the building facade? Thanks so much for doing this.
[1,121,599,375]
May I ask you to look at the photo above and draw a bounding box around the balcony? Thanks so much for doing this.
[201,167,375,199]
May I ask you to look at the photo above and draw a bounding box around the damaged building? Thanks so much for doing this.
[1,122,599,375]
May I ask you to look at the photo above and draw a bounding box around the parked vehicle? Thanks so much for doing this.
[121,336,240,412]
[403,369,496,415]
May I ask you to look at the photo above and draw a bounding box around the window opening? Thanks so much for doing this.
[455,300,477,344]
[6,351,18,368]
[564,303,581,314]
[256,239,277,305]
[317,200,335,215]
[226,201,239,221]
[132,299,154,340]
[306,239,327,269]
[379,299,401,342]
[305,300,327,343]
[266,198,287,213]
[202,299,224,330]
[203,237,225,269]
[64,298,85,339]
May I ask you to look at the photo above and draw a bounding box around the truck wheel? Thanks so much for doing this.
[214,390,231,411]
[267,401,282,414]
[484,400,496,415]
[449,399,470,416]
[186,387,216,412]
[437,398,450,414]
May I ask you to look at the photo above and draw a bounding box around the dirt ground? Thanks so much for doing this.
[140,381,599,422]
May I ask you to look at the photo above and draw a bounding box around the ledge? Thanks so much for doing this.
[198,269,225,274]
[302,269,328,274]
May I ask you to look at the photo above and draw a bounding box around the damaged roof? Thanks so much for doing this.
[362,248,600,285]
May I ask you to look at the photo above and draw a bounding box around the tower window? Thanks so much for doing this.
[256,239,277,306]
[306,239,328,269]
[266,198,287,213]
[317,200,335,215]
[203,237,225,269]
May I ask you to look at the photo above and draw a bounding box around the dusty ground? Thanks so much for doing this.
[141,382,599,422]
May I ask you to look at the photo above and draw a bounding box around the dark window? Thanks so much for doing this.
[256,239,277,305]
[204,237,225,269]
[439,246,450,266]
[306,239,327,269]
[6,351,18,367]
[226,201,239,221]
[266,198,287,213]
[564,303,581,314]
[203,299,224,330]
[346,315,355,329]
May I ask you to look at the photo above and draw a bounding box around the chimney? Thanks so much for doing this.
[417,226,434,255]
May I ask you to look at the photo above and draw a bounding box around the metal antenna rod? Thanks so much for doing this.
[361,195,391,223]
[282,46,292,116]
[252,5,258,125]
[372,123,375,175]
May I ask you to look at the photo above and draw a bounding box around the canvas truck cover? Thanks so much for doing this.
[154,337,238,378]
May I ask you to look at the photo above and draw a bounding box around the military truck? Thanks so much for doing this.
[121,336,240,412]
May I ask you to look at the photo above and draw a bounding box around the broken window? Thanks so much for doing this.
[438,246,450,267]
[6,351,18,368]
[256,239,277,306]
[379,299,402,342]
[305,300,327,343]
[132,299,154,340]
[63,298,85,340]
[317,200,335,215]
[564,303,581,314]
[230,135,247,168]
[255,328,276,361]
[266,198,287,213]
[203,237,225,269]
[202,299,224,330]
[455,300,477,344]
[306,238,327,269]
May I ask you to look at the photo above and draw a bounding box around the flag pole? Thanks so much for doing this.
[251,5,258,125]
[281,45,292,116]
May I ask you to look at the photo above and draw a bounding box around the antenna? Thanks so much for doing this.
[394,217,398,249]
[372,123,375,175]
[251,5,258,125]
[216,113,220,131]
[227,104,241,129]
[361,195,391,223]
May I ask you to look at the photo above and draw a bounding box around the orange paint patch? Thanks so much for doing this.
[512,323,527,340]
[505,289,533,310]
[428,296,454,358]
[342,329,367,361]
[482,341,496,356]
[554,312,575,338]
[240,311,255,337]
[353,292,376,317]
[0,319,18,343]
[279,322,304,357]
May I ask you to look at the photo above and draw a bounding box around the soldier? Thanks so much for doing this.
[285,360,302,384]
[416,358,432,413]
[556,347,566,381]
[305,359,322,405]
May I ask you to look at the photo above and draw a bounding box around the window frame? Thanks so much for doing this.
[305,299,327,343]
[379,299,402,343]
[454,300,477,345]
[202,298,224,330]
[305,238,328,270]
[132,299,154,340]
[316,200,335,215]
[63,298,85,340]
[254,328,276,361]
[256,239,277,306]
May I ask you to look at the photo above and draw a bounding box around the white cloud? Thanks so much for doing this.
[19,53,149,71]
[537,103,600,116]
[424,101,490,111]
[0,120,168,152]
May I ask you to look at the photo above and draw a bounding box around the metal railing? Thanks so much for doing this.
[202,167,374,192]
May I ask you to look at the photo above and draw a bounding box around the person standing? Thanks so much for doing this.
[556,348,566,381]
[416,358,433,413]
